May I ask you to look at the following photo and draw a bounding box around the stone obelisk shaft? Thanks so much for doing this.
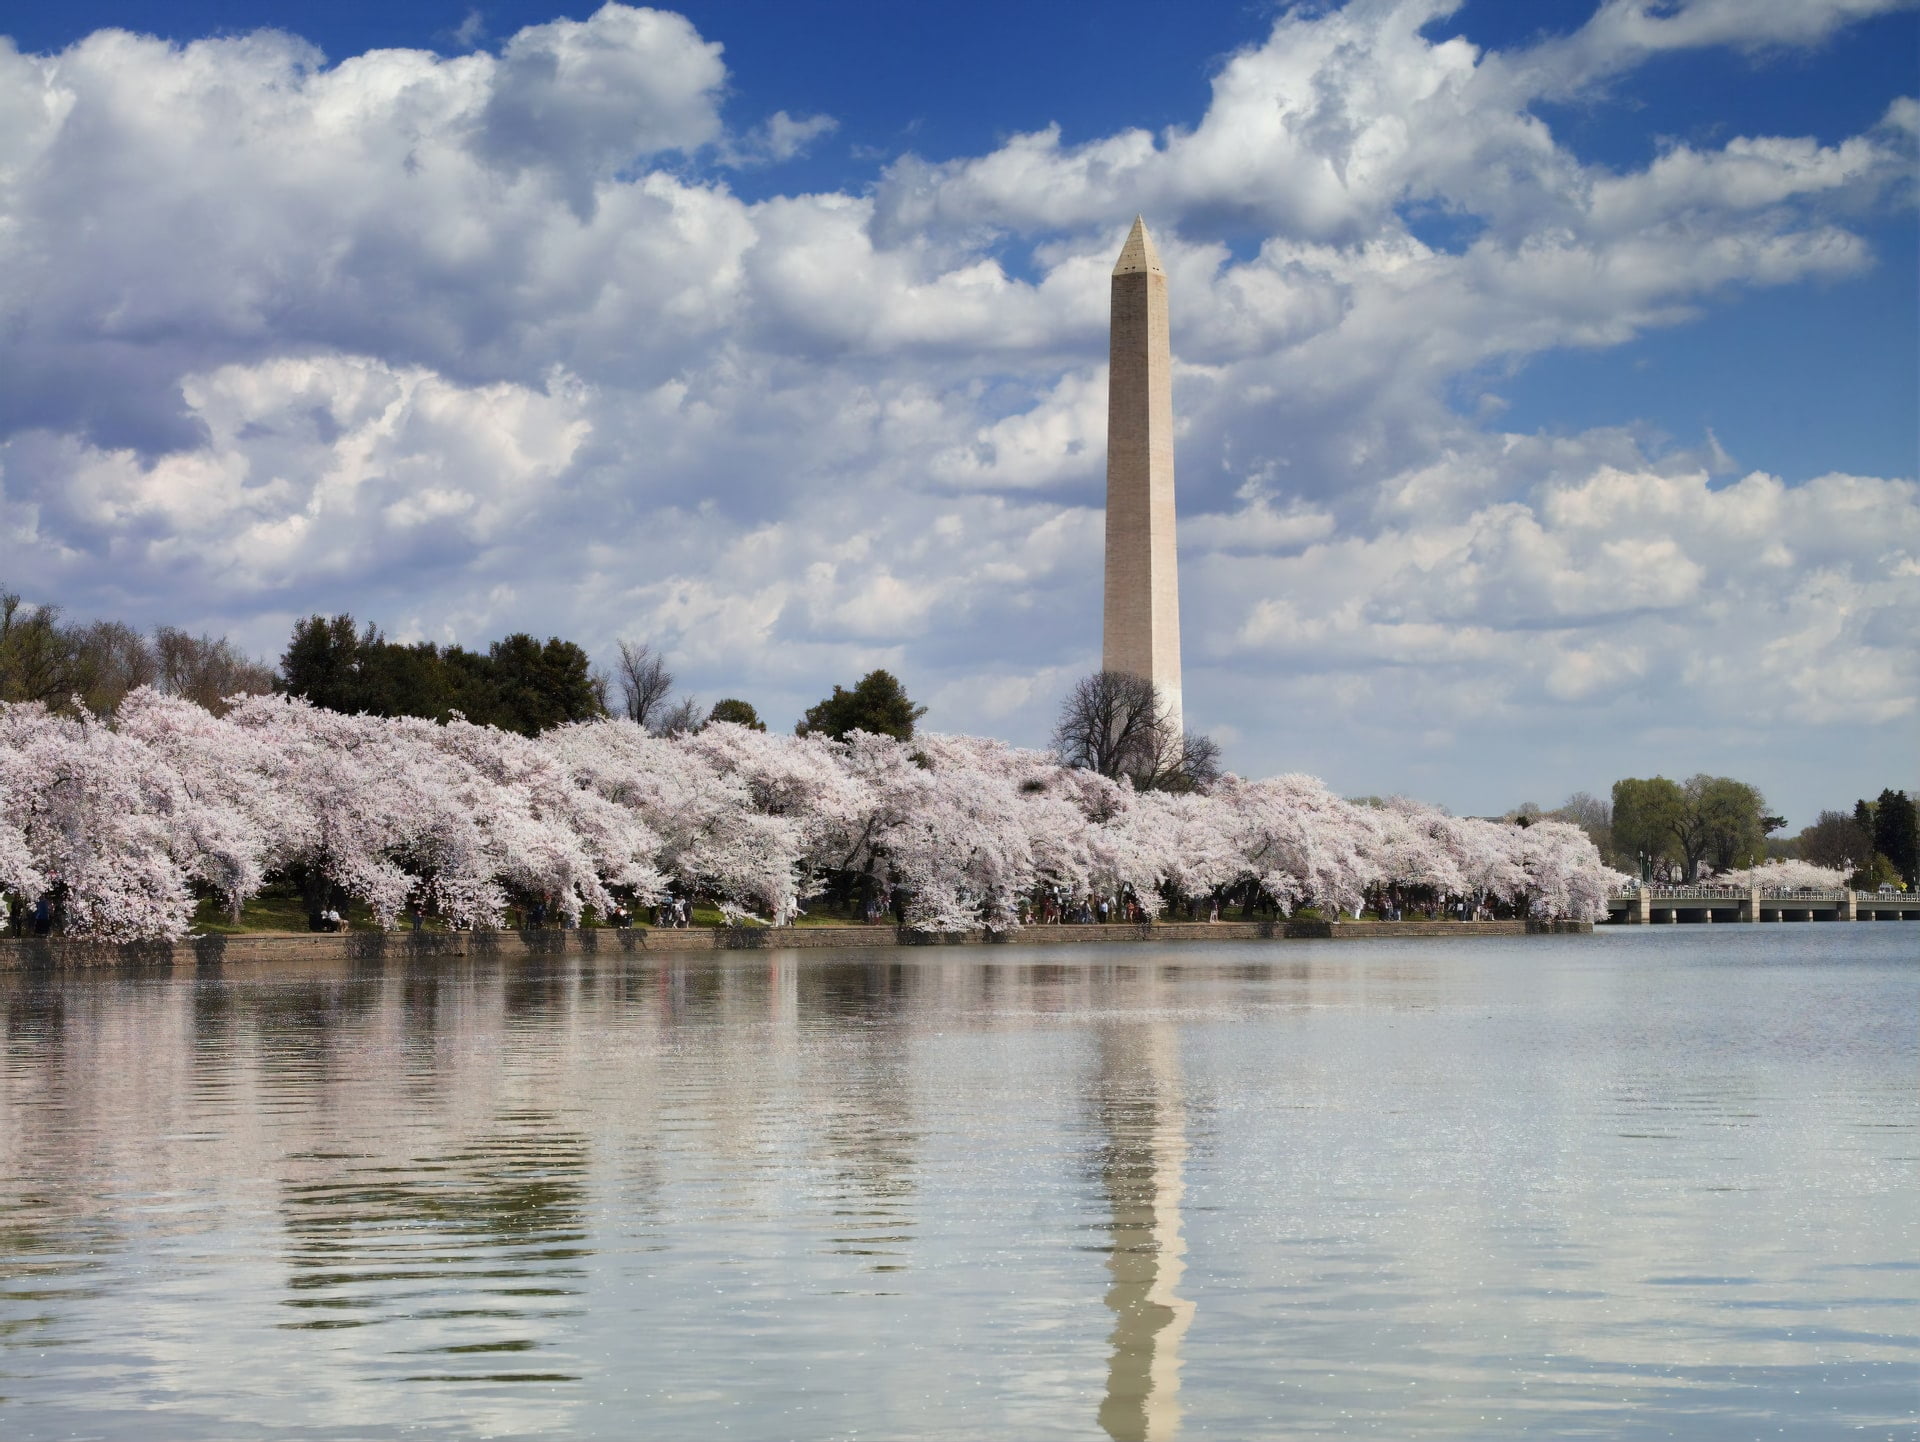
[1103,217,1183,733]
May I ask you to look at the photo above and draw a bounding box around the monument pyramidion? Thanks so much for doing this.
[1103,216,1184,733]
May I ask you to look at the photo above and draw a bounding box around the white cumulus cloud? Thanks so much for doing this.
[0,0,1912,823]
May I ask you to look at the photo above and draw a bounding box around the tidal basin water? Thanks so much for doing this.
[1,927,1913,1440]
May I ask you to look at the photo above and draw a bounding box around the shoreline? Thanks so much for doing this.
[0,917,1590,970]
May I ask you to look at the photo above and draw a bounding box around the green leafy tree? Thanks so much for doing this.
[796,669,927,742]
[1612,774,1774,877]
[1611,776,1686,875]
[1851,797,1883,886]
[1687,774,1772,873]
[1853,852,1903,891]
[706,698,766,731]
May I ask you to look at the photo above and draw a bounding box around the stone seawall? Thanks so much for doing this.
[0,917,1589,970]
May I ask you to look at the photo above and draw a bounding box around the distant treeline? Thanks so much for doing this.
[0,590,274,716]
[280,615,604,737]
[1,585,924,745]
[280,616,925,741]
[1783,791,1918,890]
[1521,776,1916,890]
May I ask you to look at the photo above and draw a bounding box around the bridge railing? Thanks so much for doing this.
[1625,885,1749,900]
[1607,885,1849,902]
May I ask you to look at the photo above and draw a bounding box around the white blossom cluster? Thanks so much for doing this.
[1712,859,1852,892]
[1,691,1625,941]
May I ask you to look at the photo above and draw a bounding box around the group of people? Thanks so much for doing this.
[506,895,685,928]
[1019,891,1159,926]
[4,891,58,936]
[1370,889,1497,922]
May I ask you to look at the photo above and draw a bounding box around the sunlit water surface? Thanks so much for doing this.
[1,926,1913,1440]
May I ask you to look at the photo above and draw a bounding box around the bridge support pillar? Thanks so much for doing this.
[1630,888,1651,924]
[1739,887,1760,923]
[1839,890,1858,921]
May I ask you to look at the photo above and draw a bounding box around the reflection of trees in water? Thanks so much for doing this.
[245,973,384,1097]
[0,981,118,1356]
[1091,1024,1194,1442]
[277,1113,591,1383]
[802,961,909,1026]
[803,965,920,1271]
[501,962,574,1026]
[0,1195,115,1356]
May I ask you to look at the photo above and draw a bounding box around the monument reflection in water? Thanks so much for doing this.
[1094,1023,1194,1441]
[0,931,1914,1441]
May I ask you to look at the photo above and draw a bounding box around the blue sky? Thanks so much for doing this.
[0,0,1914,826]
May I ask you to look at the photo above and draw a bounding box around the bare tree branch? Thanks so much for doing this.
[652,694,704,737]
[615,640,675,728]
[153,627,275,715]
[1050,670,1220,792]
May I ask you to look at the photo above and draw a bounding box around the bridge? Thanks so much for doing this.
[1605,886,1920,924]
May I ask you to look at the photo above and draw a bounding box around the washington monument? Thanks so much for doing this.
[1103,217,1183,733]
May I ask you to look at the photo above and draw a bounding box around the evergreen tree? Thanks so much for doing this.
[487,634,603,734]
[706,698,766,731]
[1871,789,1918,887]
[280,615,604,734]
[279,614,369,713]
[796,669,927,742]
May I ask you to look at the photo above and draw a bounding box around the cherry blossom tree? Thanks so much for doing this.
[550,718,798,922]
[0,693,1629,939]
[1,702,194,939]
[1213,774,1382,917]
[223,694,426,926]
[116,688,284,922]
[1714,858,1850,890]
[1513,818,1617,920]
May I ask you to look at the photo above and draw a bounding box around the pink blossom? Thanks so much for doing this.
[0,698,1628,938]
